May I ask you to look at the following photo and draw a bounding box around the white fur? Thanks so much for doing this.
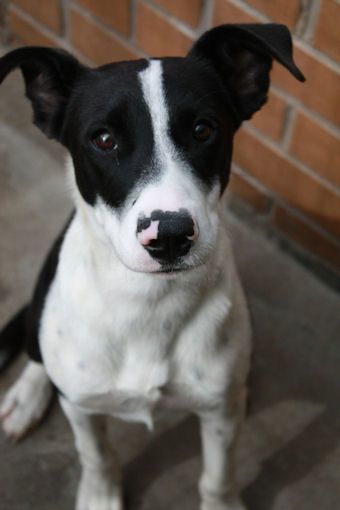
[2,59,252,510]
[139,59,176,165]
[35,188,251,508]
[60,397,123,510]
[0,361,52,439]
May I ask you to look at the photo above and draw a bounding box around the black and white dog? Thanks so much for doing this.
[0,24,304,510]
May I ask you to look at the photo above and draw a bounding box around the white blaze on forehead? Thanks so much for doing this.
[136,60,206,231]
[138,59,177,166]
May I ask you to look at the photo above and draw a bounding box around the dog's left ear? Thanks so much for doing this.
[0,46,85,140]
[187,24,305,126]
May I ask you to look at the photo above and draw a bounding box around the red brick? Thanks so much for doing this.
[272,46,340,126]
[69,9,137,65]
[137,2,193,57]
[247,0,300,29]
[9,9,57,47]
[314,0,340,62]
[213,0,259,25]
[234,128,340,239]
[12,0,62,34]
[290,112,340,188]
[75,0,130,36]
[155,0,203,27]
[229,173,270,211]
[250,91,287,141]
[273,205,340,272]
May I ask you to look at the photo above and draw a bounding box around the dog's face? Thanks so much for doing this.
[64,57,235,273]
[0,24,304,274]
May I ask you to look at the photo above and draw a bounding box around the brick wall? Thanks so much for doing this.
[3,0,340,278]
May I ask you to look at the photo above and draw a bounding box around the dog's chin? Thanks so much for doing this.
[144,260,208,278]
[152,265,195,277]
[117,247,210,277]
[121,257,203,277]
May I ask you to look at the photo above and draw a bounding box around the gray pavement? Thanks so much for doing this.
[0,56,339,510]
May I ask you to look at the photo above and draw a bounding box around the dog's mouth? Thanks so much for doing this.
[154,267,189,275]
[152,262,203,276]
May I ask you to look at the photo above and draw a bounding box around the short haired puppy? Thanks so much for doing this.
[0,23,304,510]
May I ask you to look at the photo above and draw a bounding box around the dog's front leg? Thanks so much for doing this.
[198,401,246,510]
[60,397,123,510]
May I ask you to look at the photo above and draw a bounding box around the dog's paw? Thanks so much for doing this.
[0,363,53,440]
[200,497,247,510]
[76,470,123,510]
[199,473,247,510]
[200,497,246,510]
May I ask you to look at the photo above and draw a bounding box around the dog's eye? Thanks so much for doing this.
[92,129,117,152]
[193,121,214,142]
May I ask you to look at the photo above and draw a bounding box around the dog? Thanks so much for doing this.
[0,23,304,510]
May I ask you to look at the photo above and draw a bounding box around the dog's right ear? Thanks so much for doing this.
[0,46,84,140]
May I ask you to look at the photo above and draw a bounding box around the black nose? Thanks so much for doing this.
[137,210,196,264]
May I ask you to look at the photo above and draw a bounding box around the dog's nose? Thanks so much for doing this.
[137,210,197,263]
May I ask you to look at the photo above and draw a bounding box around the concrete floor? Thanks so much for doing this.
[0,56,340,510]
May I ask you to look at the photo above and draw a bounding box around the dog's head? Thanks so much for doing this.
[0,24,304,275]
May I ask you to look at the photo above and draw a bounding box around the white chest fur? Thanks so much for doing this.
[40,213,242,428]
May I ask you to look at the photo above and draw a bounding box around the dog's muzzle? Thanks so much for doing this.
[137,209,197,264]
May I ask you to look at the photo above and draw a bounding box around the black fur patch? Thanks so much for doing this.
[25,213,74,362]
[162,57,235,192]
[62,60,155,208]
[137,208,194,235]
[0,307,27,372]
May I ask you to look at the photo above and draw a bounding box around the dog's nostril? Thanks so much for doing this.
[148,236,192,252]
[145,234,193,262]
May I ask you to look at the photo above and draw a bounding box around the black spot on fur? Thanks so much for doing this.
[215,427,224,437]
[137,209,194,236]
[193,367,205,381]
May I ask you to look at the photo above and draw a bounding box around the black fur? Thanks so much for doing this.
[62,59,155,208]
[0,23,305,366]
[0,46,84,139]
[0,307,27,372]
[137,209,194,235]
[188,24,305,123]
[24,214,74,362]
[162,56,235,192]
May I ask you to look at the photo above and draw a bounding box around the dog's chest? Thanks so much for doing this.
[41,296,208,428]
[39,218,233,426]
[40,253,214,426]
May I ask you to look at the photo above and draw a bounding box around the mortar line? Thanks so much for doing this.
[303,0,321,42]
[244,123,340,197]
[231,164,340,247]
[281,104,297,151]
[69,1,146,59]
[129,0,138,44]
[270,84,340,139]
[145,0,197,39]
[60,0,70,42]
[198,0,215,34]
[230,0,268,22]
[296,38,340,73]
